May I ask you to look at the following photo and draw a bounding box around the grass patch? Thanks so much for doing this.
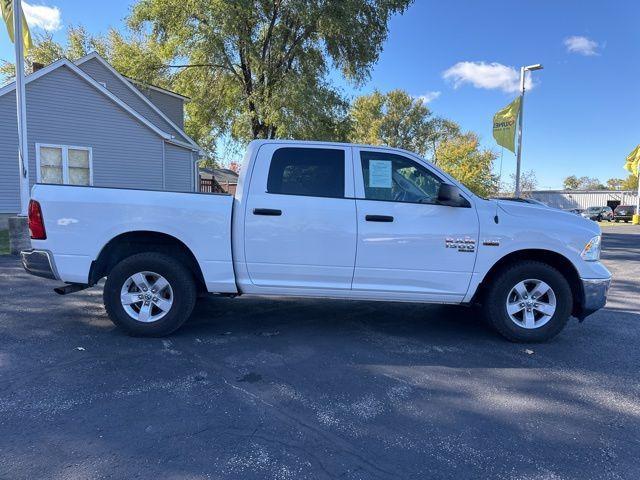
[0,229,9,255]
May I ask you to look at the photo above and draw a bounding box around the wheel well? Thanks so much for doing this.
[88,231,206,291]
[473,249,583,315]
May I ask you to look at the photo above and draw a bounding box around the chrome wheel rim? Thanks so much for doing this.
[120,271,173,323]
[506,278,556,329]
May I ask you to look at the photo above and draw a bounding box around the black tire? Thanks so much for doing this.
[103,252,197,337]
[482,261,573,343]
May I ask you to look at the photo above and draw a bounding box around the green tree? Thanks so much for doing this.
[622,174,638,190]
[127,0,413,144]
[606,178,625,190]
[563,175,580,190]
[518,170,538,196]
[580,177,606,190]
[428,116,460,165]
[562,175,605,190]
[348,89,461,161]
[506,170,538,197]
[0,27,106,80]
[436,132,499,197]
[349,89,433,156]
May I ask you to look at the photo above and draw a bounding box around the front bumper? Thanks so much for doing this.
[20,249,59,280]
[577,277,611,319]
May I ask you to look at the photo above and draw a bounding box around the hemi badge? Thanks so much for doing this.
[482,239,500,247]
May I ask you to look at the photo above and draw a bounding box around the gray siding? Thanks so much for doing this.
[0,94,20,213]
[164,143,193,192]
[77,57,187,142]
[135,84,185,129]
[0,64,167,212]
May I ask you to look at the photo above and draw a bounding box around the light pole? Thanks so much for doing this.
[634,166,640,225]
[514,63,543,197]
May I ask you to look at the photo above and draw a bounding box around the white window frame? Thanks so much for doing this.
[36,143,93,186]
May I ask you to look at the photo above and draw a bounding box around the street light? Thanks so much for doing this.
[514,63,543,197]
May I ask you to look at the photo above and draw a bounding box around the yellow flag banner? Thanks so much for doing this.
[624,144,640,174]
[0,0,32,55]
[492,97,520,153]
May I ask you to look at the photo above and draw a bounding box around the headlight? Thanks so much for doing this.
[581,235,601,261]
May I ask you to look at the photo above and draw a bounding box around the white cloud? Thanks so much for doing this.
[564,35,599,56]
[417,91,441,104]
[23,2,62,31]
[442,61,533,93]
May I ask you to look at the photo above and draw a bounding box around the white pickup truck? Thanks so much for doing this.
[21,140,611,342]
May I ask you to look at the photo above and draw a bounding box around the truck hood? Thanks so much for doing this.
[495,200,601,236]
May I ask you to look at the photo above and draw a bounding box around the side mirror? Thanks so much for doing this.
[437,184,469,207]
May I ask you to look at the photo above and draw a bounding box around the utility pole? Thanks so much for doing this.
[634,166,640,224]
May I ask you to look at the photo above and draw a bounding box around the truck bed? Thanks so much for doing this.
[30,184,237,292]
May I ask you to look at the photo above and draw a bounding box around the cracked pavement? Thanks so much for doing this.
[0,226,639,479]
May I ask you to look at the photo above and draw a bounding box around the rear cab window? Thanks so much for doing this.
[267,147,345,198]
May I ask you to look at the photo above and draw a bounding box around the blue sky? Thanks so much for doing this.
[1,0,637,189]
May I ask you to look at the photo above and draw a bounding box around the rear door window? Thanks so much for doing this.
[267,147,345,198]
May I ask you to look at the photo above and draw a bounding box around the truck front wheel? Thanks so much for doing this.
[103,252,197,336]
[482,261,573,342]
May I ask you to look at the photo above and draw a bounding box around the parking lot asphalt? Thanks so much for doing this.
[0,227,639,480]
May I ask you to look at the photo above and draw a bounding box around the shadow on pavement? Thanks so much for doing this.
[0,228,638,479]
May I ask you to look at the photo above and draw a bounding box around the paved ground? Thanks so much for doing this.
[0,227,638,480]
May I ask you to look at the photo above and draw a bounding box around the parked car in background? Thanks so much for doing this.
[581,206,613,222]
[613,205,637,223]
[565,208,584,215]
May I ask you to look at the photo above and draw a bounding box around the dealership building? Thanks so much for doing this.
[528,190,638,210]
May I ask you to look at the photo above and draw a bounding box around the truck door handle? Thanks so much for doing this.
[253,208,282,216]
[365,215,394,222]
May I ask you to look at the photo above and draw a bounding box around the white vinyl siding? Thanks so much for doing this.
[36,143,93,186]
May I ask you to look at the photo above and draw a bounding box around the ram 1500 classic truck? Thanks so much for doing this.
[21,140,611,342]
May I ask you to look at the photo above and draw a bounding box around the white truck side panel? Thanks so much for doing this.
[30,184,237,292]
[462,199,608,302]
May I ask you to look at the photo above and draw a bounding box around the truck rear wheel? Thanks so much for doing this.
[103,252,196,337]
[482,261,572,342]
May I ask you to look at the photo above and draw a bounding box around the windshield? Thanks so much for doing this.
[586,207,601,213]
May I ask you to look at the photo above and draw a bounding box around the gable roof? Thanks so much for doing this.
[0,57,200,152]
[74,52,200,151]
[0,58,172,141]
[199,168,239,184]
[125,76,190,101]
[213,168,240,184]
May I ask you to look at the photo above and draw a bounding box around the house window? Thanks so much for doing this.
[36,144,92,186]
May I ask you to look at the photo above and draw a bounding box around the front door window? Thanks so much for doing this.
[360,151,442,204]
